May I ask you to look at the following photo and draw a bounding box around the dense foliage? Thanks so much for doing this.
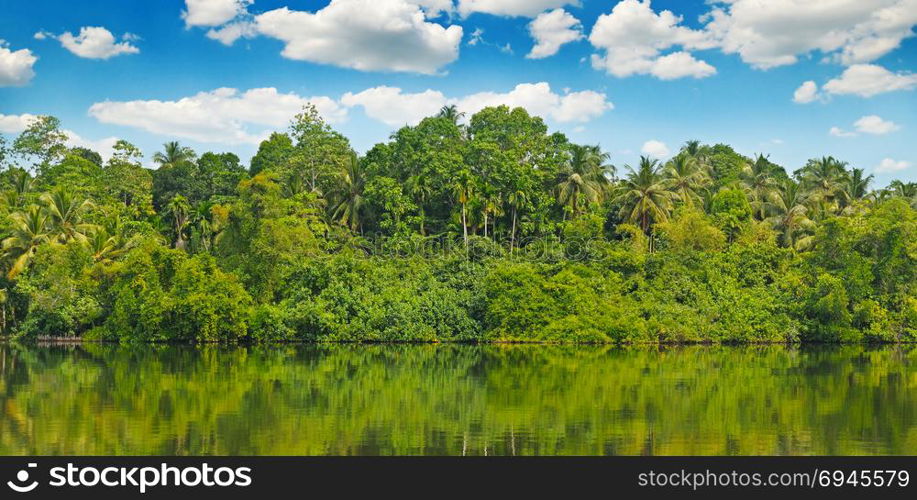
[1,108,915,343]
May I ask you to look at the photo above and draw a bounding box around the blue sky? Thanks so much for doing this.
[1,0,915,185]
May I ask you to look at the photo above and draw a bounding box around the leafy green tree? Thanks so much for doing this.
[709,187,752,242]
[12,116,68,172]
[287,104,353,195]
[250,132,294,176]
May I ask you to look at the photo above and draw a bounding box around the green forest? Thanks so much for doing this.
[0,105,915,343]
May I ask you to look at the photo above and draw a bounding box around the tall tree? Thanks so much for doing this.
[556,144,612,216]
[766,180,815,250]
[1,206,50,279]
[664,153,709,208]
[614,156,674,238]
[40,190,96,243]
[153,141,196,169]
[740,154,779,219]
[331,153,367,233]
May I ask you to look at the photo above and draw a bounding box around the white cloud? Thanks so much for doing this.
[56,27,139,59]
[458,0,577,18]
[641,139,669,158]
[589,0,716,79]
[206,21,257,45]
[703,0,917,69]
[254,1,463,75]
[829,126,856,138]
[182,0,252,27]
[411,0,455,18]
[0,113,40,133]
[0,42,37,87]
[89,87,347,145]
[527,9,583,59]
[342,82,612,126]
[875,158,911,173]
[648,51,716,80]
[854,115,899,135]
[793,80,818,103]
[455,82,612,122]
[342,87,448,126]
[822,64,917,97]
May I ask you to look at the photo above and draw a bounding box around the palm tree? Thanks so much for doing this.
[406,172,433,236]
[740,154,779,219]
[481,191,504,240]
[88,227,133,263]
[1,206,50,279]
[766,180,815,250]
[681,140,711,175]
[2,169,35,209]
[437,105,465,125]
[839,168,873,210]
[614,156,674,244]
[507,189,528,252]
[799,156,847,217]
[451,171,475,247]
[40,190,96,243]
[153,141,195,169]
[887,180,916,201]
[331,153,367,233]
[663,154,709,208]
[556,144,612,217]
[165,195,191,250]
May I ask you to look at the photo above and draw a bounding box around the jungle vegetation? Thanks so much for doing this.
[0,106,915,343]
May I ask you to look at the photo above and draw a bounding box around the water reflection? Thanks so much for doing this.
[0,343,914,455]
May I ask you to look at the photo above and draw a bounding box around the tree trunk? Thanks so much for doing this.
[483,212,488,238]
[510,208,517,252]
[461,203,468,248]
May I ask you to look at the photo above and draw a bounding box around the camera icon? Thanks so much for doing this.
[7,463,38,493]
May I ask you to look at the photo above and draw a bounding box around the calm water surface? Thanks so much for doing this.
[0,343,914,455]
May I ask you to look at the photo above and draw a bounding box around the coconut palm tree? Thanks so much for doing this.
[406,172,433,236]
[766,180,815,250]
[506,188,528,252]
[331,153,367,233]
[1,206,50,279]
[839,168,873,210]
[663,154,709,208]
[887,180,916,200]
[153,141,196,169]
[437,105,465,125]
[556,144,612,216]
[165,195,191,250]
[614,156,674,242]
[40,190,96,243]
[2,168,35,209]
[88,227,133,263]
[799,156,847,217]
[451,170,475,247]
[740,154,779,220]
[681,140,711,175]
